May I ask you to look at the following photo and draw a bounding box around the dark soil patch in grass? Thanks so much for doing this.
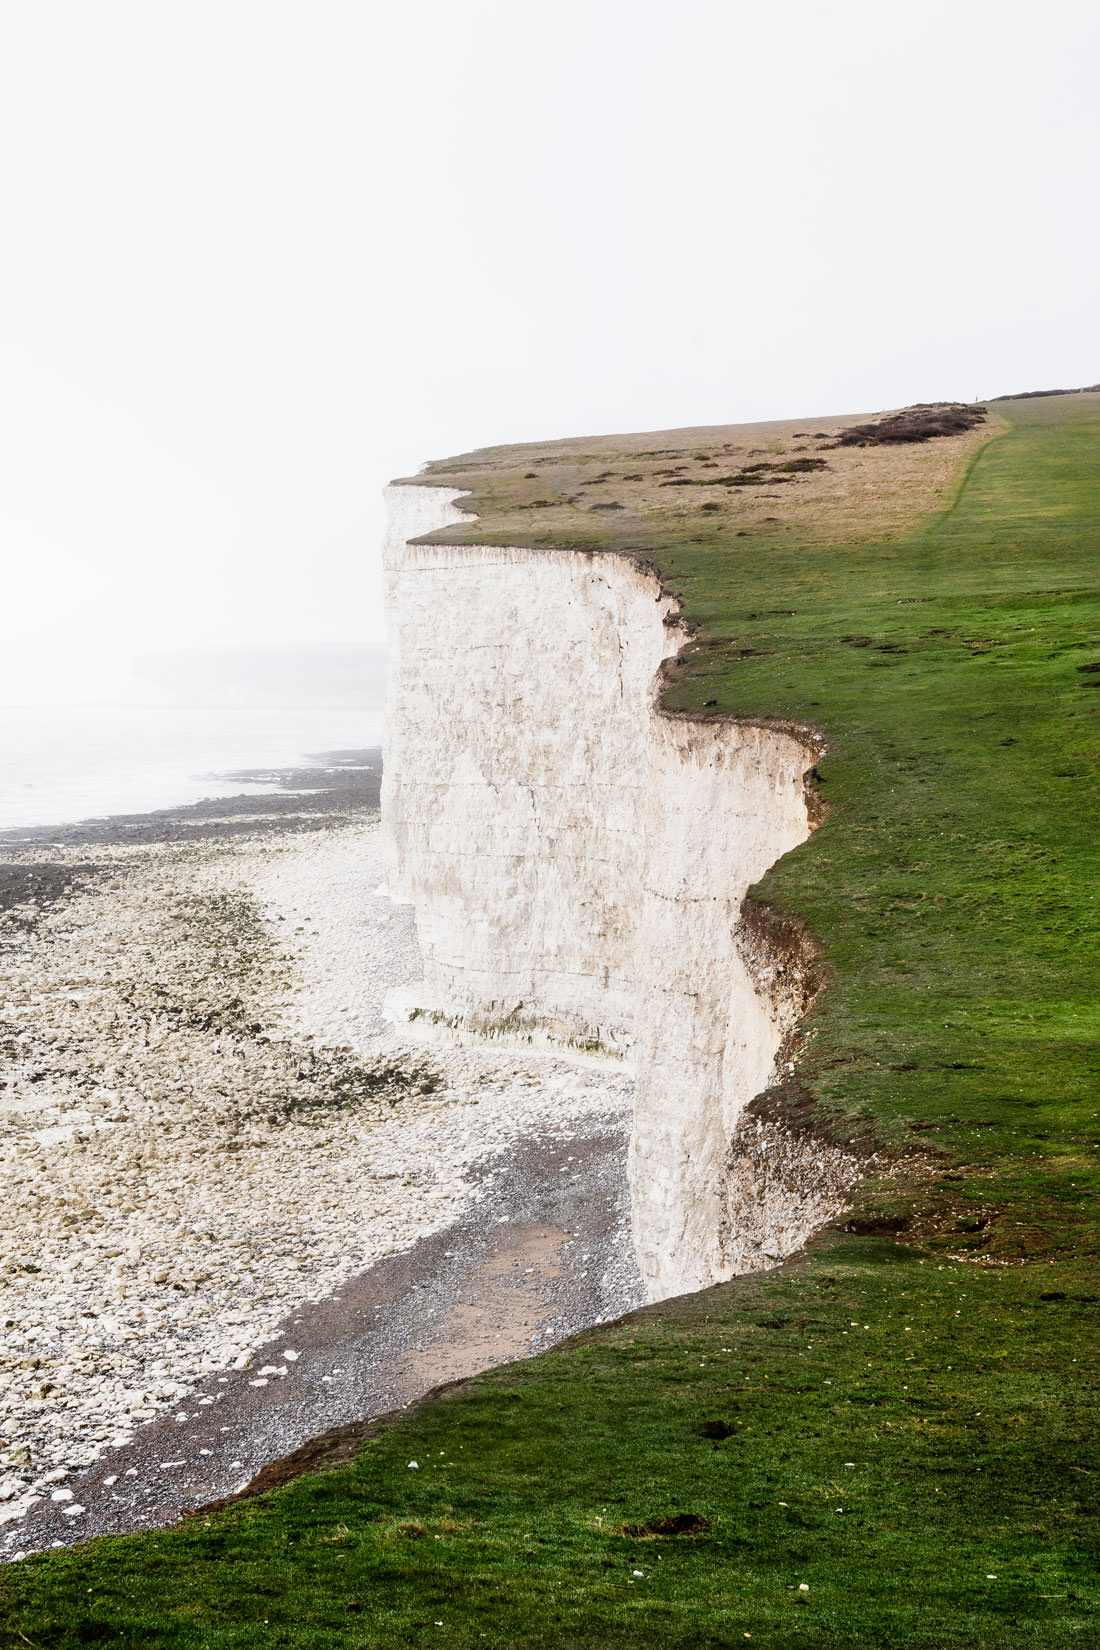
[619,1513,710,1538]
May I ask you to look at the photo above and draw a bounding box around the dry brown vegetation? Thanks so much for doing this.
[400,404,1005,550]
[831,403,988,446]
[991,382,1100,400]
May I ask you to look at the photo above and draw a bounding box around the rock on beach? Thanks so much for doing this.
[0,818,634,1543]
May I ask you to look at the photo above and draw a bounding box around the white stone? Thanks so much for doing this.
[382,484,848,1299]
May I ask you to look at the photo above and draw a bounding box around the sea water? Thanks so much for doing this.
[0,703,384,832]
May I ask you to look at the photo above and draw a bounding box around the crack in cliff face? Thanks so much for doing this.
[382,483,857,1302]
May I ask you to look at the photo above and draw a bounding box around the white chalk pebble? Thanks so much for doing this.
[407,1461,418,1469]
[248,1378,269,1388]
[799,1583,810,1592]
[0,818,637,1519]
[50,1490,73,1503]
[62,1505,85,1518]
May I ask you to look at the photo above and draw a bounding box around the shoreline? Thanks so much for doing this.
[0,747,383,850]
[6,1125,634,1556]
[0,779,640,1558]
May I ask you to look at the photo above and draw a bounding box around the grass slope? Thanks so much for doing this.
[3,395,1097,1648]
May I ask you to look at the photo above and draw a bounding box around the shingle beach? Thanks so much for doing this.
[0,775,639,1555]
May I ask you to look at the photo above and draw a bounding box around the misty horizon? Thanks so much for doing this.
[3,2,1096,711]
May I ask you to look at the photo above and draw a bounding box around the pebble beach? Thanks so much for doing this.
[0,772,639,1555]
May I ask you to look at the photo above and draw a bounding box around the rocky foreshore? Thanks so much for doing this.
[0,806,636,1550]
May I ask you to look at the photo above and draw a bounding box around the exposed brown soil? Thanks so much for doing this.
[619,1513,709,1538]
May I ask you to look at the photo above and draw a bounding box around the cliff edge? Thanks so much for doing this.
[382,483,855,1299]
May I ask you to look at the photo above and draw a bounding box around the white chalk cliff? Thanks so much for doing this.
[382,483,857,1300]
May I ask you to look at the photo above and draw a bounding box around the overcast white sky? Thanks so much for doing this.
[1,0,1096,703]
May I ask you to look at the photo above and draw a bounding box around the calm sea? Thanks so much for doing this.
[0,704,384,832]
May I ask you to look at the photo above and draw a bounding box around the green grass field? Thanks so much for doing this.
[3,393,1097,1648]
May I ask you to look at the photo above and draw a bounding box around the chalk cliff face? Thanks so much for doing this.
[382,483,855,1299]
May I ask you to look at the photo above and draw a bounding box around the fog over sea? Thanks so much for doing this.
[0,703,384,832]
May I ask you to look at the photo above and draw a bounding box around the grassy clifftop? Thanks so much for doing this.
[3,394,1098,1647]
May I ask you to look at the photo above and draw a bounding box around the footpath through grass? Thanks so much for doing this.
[2,394,1097,1648]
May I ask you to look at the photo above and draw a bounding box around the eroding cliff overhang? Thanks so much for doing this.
[381,482,858,1299]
